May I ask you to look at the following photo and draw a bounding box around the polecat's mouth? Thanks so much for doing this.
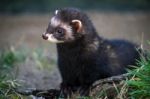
[42,33,64,43]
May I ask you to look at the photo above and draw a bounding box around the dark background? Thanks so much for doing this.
[0,0,150,14]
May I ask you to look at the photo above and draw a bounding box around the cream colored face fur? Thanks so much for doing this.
[45,33,64,43]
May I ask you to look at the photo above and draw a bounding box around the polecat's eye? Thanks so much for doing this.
[56,28,64,34]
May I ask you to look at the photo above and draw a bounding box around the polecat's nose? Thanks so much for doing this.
[42,33,48,40]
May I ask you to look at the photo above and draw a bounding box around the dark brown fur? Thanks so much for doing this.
[42,8,140,98]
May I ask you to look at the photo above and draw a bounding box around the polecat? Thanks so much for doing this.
[42,8,140,97]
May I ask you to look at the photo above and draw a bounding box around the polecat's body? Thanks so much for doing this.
[42,8,140,97]
[57,39,138,86]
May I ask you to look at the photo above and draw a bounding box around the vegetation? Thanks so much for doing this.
[0,47,55,99]
[0,47,25,99]
[0,46,150,99]
[127,51,150,98]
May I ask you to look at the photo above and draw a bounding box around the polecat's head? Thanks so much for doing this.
[42,8,89,43]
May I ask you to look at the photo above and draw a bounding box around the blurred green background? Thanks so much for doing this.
[0,0,150,14]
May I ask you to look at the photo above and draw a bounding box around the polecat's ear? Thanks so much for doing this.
[71,20,82,33]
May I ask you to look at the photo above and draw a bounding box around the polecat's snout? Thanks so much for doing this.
[42,33,48,40]
[42,33,64,43]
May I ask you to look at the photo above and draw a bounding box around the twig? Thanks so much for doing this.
[92,73,128,88]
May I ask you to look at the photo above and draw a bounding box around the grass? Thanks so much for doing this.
[31,49,56,70]
[127,51,150,99]
[0,47,56,99]
[0,46,150,99]
[110,48,150,99]
[0,47,26,99]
